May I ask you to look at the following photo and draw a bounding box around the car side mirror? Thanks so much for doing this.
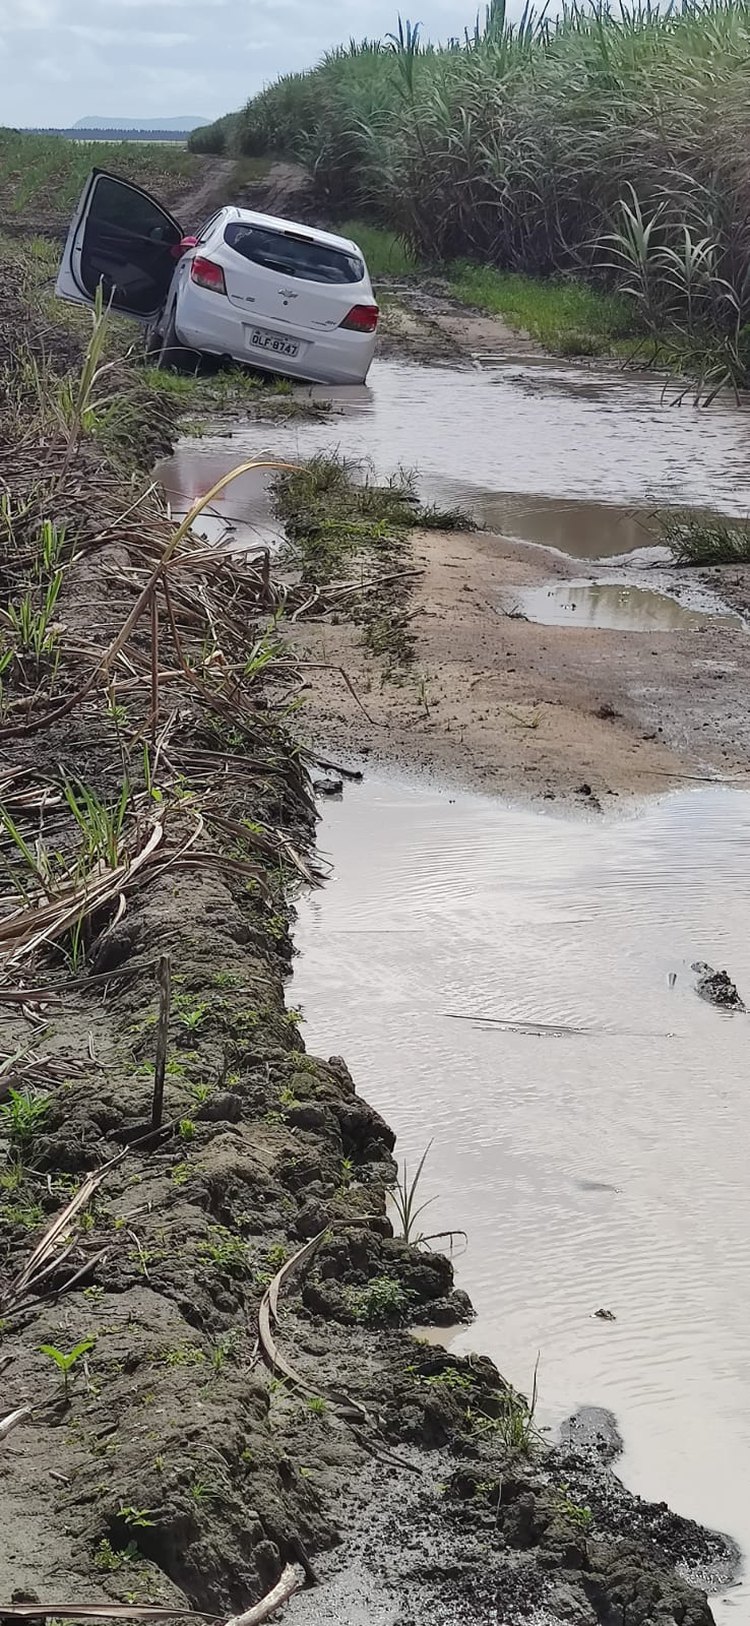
[170,236,199,259]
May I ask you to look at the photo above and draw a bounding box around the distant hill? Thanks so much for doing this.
[75,116,209,132]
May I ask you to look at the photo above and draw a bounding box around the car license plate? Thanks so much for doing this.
[248,328,300,359]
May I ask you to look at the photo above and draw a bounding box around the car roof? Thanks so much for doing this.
[218,206,361,256]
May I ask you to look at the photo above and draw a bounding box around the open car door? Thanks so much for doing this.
[56,170,184,323]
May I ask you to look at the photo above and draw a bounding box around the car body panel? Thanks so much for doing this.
[57,177,378,383]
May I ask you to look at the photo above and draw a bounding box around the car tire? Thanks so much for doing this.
[156,305,196,373]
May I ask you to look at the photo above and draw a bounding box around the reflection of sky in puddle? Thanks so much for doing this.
[512,577,746,632]
[294,774,750,1613]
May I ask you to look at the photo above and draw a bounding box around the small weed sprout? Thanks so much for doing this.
[94,1538,139,1572]
[422,1367,473,1393]
[390,1141,436,1244]
[190,1477,221,1505]
[470,1358,541,1455]
[0,1087,51,1153]
[1,1200,43,1229]
[553,1486,593,1531]
[39,1337,95,1401]
[211,1334,235,1372]
[347,1275,409,1325]
[306,1394,328,1415]
[200,1226,247,1277]
[163,1345,206,1367]
[117,1506,157,1529]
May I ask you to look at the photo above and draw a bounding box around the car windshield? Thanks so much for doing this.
[224,222,364,285]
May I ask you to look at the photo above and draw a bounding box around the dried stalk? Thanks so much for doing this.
[0,1407,31,1442]
[226,1566,305,1626]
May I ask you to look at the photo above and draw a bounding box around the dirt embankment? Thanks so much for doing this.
[0,221,737,1626]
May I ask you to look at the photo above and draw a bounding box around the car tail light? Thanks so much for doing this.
[340,304,379,333]
[171,235,199,259]
[190,256,226,294]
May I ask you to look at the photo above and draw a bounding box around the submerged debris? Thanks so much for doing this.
[692,961,746,1011]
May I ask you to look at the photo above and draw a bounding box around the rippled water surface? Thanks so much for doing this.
[293,776,750,1614]
[157,356,750,558]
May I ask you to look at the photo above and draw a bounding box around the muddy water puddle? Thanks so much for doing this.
[158,357,750,561]
[156,444,283,553]
[510,575,745,632]
[293,775,750,1613]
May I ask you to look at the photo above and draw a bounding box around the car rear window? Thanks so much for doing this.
[224,222,364,285]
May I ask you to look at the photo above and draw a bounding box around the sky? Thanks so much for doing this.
[0,0,488,128]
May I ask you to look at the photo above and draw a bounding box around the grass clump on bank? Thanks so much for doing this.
[659,511,750,565]
[448,264,635,355]
[194,2,750,387]
[274,453,472,662]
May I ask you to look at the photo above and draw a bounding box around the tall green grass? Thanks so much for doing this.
[193,1,750,381]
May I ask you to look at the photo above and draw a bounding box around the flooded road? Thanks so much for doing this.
[158,356,750,559]
[293,774,750,1616]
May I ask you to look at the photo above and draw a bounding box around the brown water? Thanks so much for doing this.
[512,577,745,632]
[293,774,750,1615]
[157,356,750,560]
[158,447,283,553]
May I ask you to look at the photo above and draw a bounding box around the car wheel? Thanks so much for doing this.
[157,305,196,373]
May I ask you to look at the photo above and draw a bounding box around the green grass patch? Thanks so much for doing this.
[346,1275,409,1325]
[447,264,636,357]
[337,221,418,282]
[0,129,198,225]
[274,453,420,584]
[142,360,330,424]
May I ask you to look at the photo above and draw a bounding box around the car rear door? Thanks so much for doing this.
[56,170,184,322]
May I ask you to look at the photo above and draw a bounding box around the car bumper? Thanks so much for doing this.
[175,283,376,385]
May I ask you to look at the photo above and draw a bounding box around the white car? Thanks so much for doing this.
[56,170,380,385]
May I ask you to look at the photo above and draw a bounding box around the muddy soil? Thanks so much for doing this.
[289,523,750,804]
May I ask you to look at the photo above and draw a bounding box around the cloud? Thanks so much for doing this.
[69,24,195,46]
[1,2,501,127]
